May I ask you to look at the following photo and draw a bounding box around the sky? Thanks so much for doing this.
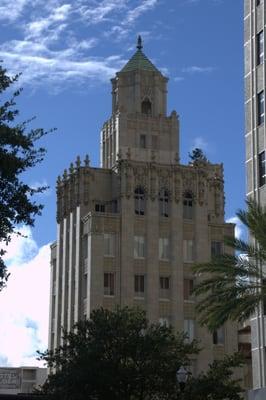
[0,0,244,367]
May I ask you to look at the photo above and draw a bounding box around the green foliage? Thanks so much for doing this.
[0,63,54,289]
[185,353,244,400]
[38,307,243,400]
[188,148,208,164]
[193,198,266,331]
[39,307,198,400]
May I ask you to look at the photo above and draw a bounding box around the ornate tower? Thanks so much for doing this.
[100,36,179,168]
[49,37,238,377]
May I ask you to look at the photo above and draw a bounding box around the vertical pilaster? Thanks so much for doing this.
[74,206,81,323]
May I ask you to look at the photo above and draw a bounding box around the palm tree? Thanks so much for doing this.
[192,199,266,331]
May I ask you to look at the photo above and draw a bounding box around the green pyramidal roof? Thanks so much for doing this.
[121,49,160,73]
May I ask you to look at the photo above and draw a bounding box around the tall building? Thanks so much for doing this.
[49,37,239,374]
[244,0,266,395]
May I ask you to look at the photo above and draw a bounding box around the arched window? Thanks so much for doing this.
[135,186,145,215]
[159,189,169,217]
[141,98,152,115]
[183,192,193,219]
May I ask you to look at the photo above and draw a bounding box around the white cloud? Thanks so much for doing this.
[0,0,160,89]
[174,76,185,82]
[226,216,245,240]
[182,65,214,74]
[0,228,50,367]
[125,0,158,25]
[0,0,29,22]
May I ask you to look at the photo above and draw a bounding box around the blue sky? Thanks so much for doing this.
[0,0,244,366]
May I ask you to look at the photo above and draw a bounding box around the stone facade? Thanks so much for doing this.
[49,39,239,376]
[244,0,266,393]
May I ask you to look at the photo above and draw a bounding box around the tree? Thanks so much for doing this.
[193,198,266,331]
[38,307,243,400]
[185,354,244,400]
[188,148,208,164]
[0,64,53,290]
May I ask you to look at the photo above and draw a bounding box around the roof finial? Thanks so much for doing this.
[137,35,143,50]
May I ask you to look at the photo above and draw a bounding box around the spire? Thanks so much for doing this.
[137,35,143,50]
[120,36,159,73]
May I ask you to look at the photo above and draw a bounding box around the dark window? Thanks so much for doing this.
[134,275,145,295]
[257,31,264,65]
[104,273,115,296]
[211,241,223,257]
[257,0,261,5]
[184,279,194,300]
[159,189,169,217]
[159,276,170,299]
[140,134,146,148]
[160,276,170,290]
[135,186,145,215]
[259,151,266,187]
[213,327,224,345]
[258,91,264,125]
[95,204,105,212]
[141,98,152,115]
[183,192,193,219]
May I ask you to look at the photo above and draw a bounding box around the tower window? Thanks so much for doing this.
[134,186,145,215]
[259,151,266,187]
[211,241,223,257]
[213,327,224,345]
[257,91,264,125]
[183,192,193,219]
[140,134,146,148]
[104,273,115,296]
[257,31,264,66]
[159,189,169,217]
[141,98,152,115]
[134,236,145,258]
[134,275,145,296]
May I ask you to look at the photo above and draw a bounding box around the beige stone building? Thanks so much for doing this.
[49,37,239,374]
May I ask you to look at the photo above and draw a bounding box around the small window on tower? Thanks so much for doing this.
[141,98,152,115]
[140,134,146,148]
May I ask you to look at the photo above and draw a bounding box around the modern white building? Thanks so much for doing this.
[0,367,47,395]
[244,0,266,398]
[48,37,240,377]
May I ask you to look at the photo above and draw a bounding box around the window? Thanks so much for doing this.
[159,189,169,217]
[134,275,145,296]
[104,233,115,257]
[184,319,195,343]
[213,327,224,345]
[159,238,170,260]
[140,134,146,148]
[134,236,145,258]
[141,98,152,115]
[160,276,170,299]
[258,91,264,125]
[211,241,223,257]
[259,151,266,187]
[183,240,194,263]
[257,31,264,65]
[104,273,115,296]
[134,186,145,215]
[184,279,194,300]
[95,203,105,212]
[183,192,193,219]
